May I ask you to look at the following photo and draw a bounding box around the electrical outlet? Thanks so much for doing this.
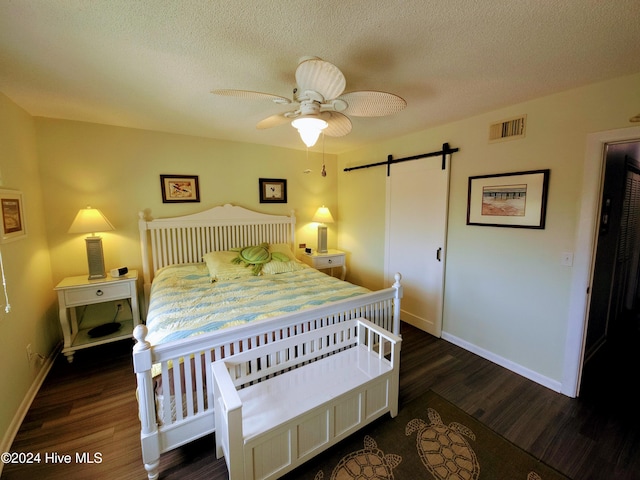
[26,344,44,366]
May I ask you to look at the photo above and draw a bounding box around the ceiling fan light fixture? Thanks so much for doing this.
[291,116,328,147]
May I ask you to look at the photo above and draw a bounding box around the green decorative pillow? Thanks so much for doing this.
[204,243,302,279]
[231,243,272,275]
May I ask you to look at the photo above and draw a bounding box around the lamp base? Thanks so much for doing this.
[317,225,328,253]
[85,236,106,279]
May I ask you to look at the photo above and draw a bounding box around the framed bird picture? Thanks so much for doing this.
[259,178,287,203]
[160,174,200,203]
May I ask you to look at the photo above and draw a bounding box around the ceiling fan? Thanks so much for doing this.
[212,56,407,147]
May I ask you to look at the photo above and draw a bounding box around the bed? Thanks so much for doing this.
[132,204,403,480]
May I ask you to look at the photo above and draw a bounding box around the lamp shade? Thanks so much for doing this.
[68,206,115,235]
[312,206,334,224]
[291,116,328,148]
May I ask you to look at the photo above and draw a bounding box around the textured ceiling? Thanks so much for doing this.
[1,0,639,153]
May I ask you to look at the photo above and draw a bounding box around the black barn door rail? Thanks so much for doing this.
[343,142,459,176]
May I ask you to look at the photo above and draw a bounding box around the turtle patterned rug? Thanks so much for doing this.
[281,390,569,480]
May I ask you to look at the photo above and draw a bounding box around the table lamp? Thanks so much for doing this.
[68,206,115,279]
[312,206,334,253]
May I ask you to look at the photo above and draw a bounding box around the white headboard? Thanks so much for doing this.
[138,204,296,314]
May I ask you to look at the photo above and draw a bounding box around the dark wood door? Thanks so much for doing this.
[583,142,640,385]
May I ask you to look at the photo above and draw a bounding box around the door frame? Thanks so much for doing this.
[562,125,640,397]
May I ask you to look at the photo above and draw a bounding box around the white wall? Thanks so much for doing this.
[337,72,640,394]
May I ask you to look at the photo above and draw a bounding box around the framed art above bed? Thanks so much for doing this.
[160,174,200,203]
[259,178,287,203]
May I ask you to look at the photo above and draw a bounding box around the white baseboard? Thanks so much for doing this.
[441,331,562,393]
[0,344,60,476]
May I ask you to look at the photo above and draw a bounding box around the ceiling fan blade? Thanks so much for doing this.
[338,91,407,117]
[295,57,346,101]
[256,113,293,130]
[212,89,292,104]
[320,112,352,137]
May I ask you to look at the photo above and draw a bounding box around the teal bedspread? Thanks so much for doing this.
[145,263,369,346]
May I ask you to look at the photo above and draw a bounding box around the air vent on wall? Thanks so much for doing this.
[489,114,527,143]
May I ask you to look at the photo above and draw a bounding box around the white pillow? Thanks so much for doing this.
[262,259,305,275]
[203,250,255,282]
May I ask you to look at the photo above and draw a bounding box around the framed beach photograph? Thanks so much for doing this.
[467,169,550,228]
[0,189,26,243]
[160,174,200,203]
[259,178,287,203]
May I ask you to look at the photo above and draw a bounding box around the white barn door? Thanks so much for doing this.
[385,154,450,337]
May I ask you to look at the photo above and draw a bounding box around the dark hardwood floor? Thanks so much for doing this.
[3,321,639,479]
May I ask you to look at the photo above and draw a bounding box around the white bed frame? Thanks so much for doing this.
[132,204,403,480]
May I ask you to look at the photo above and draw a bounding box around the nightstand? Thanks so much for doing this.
[54,270,140,363]
[300,249,346,280]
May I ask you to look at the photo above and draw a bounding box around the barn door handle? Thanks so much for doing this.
[436,247,442,261]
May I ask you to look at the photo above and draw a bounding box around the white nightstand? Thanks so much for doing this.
[300,249,347,280]
[54,270,140,363]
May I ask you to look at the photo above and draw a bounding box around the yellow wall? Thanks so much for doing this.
[0,94,58,450]
[337,72,640,387]
[34,119,338,283]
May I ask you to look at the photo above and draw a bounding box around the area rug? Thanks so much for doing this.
[281,390,569,480]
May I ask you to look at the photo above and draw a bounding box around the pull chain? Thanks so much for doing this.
[321,133,326,177]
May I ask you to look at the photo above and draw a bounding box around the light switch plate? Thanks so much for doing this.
[560,252,574,266]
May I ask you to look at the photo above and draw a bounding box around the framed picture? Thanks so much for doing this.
[467,169,550,228]
[160,175,200,203]
[0,189,26,243]
[259,178,287,203]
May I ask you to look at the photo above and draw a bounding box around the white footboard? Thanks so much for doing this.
[132,277,402,480]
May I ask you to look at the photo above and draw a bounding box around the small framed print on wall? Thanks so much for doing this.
[467,169,550,229]
[0,189,26,243]
[259,178,287,203]
[160,174,200,203]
